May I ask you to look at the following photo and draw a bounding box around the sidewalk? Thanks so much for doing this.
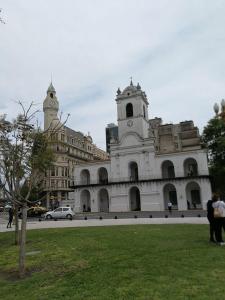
[0,217,208,233]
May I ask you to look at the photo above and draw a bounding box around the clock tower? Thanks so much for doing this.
[116,80,149,141]
[43,82,59,130]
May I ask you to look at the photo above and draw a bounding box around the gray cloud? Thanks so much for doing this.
[1,0,225,149]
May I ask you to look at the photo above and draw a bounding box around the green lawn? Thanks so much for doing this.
[0,224,225,300]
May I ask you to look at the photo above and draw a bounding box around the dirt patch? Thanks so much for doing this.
[0,266,42,282]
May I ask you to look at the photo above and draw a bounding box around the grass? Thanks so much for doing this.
[0,224,225,300]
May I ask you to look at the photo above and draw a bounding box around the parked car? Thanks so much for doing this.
[4,204,12,211]
[44,207,74,220]
[18,206,48,218]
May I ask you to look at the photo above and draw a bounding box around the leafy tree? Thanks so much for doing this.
[0,102,56,278]
[202,116,225,196]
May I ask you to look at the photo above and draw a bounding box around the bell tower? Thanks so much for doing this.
[116,80,149,141]
[43,82,59,130]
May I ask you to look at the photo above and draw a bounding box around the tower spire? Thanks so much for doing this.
[47,82,56,94]
[130,76,133,86]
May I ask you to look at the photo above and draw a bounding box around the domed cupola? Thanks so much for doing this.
[116,79,148,104]
[116,79,147,102]
[121,79,138,97]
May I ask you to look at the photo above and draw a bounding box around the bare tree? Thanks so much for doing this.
[0,102,65,278]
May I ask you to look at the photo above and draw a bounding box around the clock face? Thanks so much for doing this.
[127,120,133,127]
[49,99,56,107]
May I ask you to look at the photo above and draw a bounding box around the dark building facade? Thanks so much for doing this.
[105,123,118,153]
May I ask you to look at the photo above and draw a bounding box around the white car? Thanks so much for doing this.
[44,207,74,220]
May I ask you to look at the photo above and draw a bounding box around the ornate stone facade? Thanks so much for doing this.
[43,83,108,208]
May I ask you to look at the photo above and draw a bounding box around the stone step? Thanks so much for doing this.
[74,210,206,220]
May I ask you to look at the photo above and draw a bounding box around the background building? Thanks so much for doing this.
[105,123,118,153]
[43,83,108,208]
[71,81,211,212]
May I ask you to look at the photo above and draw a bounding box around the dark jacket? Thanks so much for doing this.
[207,200,214,220]
[8,207,13,220]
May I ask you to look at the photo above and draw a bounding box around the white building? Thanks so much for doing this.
[71,81,211,212]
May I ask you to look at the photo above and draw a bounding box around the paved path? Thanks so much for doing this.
[0,217,208,233]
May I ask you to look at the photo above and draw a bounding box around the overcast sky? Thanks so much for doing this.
[1,1,225,149]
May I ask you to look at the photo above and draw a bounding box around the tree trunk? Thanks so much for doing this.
[14,204,19,245]
[19,204,27,278]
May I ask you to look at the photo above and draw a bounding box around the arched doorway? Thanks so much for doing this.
[98,189,109,212]
[80,190,91,212]
[186,181,202,209]
[163,183,178,209]
[130,186,141,211]
[161,160,175,178]
[129,162,139,181]
[80,169,90,185]
[98,167,108,184]
[184,158,198,177]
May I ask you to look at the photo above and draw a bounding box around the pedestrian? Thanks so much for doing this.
[207,197,216,243]
[212,194,225,246]
[187,200,190,210]
[220,199,225,233]
[7,207,13,228]
[168,202,172,213]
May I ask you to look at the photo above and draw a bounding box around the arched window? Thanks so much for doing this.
[126,103,133,118]
[98,167,108,184]
[80,169,90,185]
[161,160,175,178]
[129,162,139,181]
[184,158,198,177]
[143,105,146,118]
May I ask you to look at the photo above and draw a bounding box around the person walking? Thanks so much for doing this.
[6,207,13,228]
[168,202,172,213]
[207,196,216,243]
[212,195,225,245]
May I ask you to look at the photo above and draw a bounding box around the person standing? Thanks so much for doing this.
[6,207,13,228]
[187,200,190,210]
[168,202,172,213]
[221,199,225,232]
[207,196,216,243]
[212,195,225,245]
